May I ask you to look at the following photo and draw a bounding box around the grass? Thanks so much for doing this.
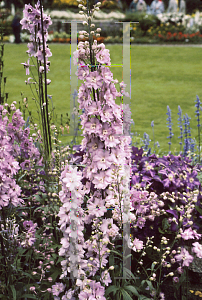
[3,43,202,153]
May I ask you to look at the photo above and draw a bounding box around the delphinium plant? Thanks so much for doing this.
[53,1,145,299]
[0,9,8,105]
[20,0,52,165]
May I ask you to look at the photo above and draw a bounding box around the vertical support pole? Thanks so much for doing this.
[114,22,131,280]
[69,21,79,137]
[123,21,131,280]
[122,22,131,107]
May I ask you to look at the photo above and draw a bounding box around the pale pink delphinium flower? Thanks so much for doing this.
[175,248,194,267]
[132,238,144,252]
[52,282,66,297]
[192,242,202,258]
[181,227,201,240]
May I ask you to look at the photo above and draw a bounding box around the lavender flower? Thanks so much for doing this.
[151,120,156,153]
[183,113,191,156]
[142,132,150,152]
[166,105,174,152]
[177,105,183,152]
[195,95,202,162]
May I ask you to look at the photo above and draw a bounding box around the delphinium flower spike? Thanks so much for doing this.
[57,0,132,298]
[183,113,191,157]
[20,0,52,160]
[195,95,202,162]
[151,121,156,153]
[177,105,183,153]
[166,105,174,153]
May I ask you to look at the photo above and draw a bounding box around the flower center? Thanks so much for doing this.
[91,124,96,129]
[168,174,173,181]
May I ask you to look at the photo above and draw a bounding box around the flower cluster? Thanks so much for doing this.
[21,220,37,248]
[129,146,202,292]
[0,105,22,209]
[20,0,52,81]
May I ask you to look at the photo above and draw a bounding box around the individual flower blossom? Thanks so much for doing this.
[21,58,35,75]
[20,159,31,171]
[23,220,36,231]
[177,266,184,274]
[85,71,103,90]
[62,165,82,192]
[181,227,201,240]
[52,283,66,297]
[173,277,179,283]
[96,48,111,65]
[159,292,165,300]
[101,270,112,286]
[192,242,202,259]
[174,248,194,267]
[132,238,144,252]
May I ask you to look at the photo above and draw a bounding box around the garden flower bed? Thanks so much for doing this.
[1,1,202,300]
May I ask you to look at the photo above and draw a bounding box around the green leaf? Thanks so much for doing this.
[105,285,119,297]
[124,285,139,297]
[56,256,64,264]
[10,285,16,300]
[123,267,140,281]
[110,249,123,258]
[162,218,170,231]
[195,205,202,215]
[145,280,154,291]
[138,296,152,300]
[158,227,164,234]
[21,271,34,280]
[120,288,133,300]
[17,173,27,182]
[51,269,61,282]
[51,253,58,260]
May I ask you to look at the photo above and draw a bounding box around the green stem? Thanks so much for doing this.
[39,0,52,155]
[0,208,8,287]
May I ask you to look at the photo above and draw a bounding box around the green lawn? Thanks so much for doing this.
[4,43,202,153]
